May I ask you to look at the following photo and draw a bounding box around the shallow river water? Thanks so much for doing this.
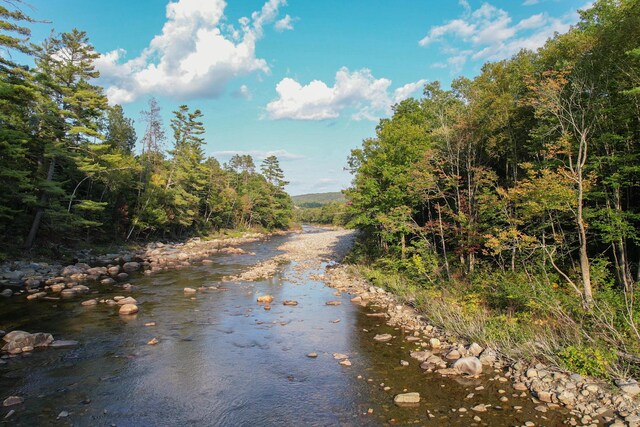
[0,229,569,426]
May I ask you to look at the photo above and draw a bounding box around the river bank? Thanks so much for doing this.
[0,229,292,300]
[223,228,640,427]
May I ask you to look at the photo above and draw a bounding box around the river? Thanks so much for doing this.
[0,227,568,426]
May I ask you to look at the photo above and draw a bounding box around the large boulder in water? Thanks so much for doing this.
[453,356,483,376]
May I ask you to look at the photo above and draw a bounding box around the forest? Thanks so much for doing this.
[346,0,640,377]
[0,8,292,257]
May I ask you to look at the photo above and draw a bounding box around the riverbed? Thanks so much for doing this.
[0,227,570,426]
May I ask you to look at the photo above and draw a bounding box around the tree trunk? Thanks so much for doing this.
[25,156,56,249]
[577,181,593,307]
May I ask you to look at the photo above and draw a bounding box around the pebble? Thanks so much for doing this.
[307,352,318,358]
[339,360,352,366]
[147,338,159,345]
[325,301,341,306]
[373,334,393,342]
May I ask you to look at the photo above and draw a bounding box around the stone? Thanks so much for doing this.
[3,330,30,342]
[325,300,341,306]
[479,348,497,365]
[257,295,273,303]
[514,382,528,391]
[453,357,483,376]
[26,292,46,300]
[117,297,137,305]
[616,379,640,397]
[526,368,538,378]
[0,289,13,297]
[184,288,197,294]
[333,353,348,360]
[119,304,138,315]
[339,359,352,366]
[81,299,97,306]
[394,392,420,405]
[3,396,23,407]
[400,360,409,366]
[429,338,441,348]
[535,405,548,413]
[410,350,432,362]
[145,322,156,327]
[147,338,159,345]
[445,349,461,360]
[283,300,298,306]
[122,262,140,272]
[57,411,69,418]
[471,404,487,412]
[307,352,318,358]
[100,278,116,285]
[374,334,393,342]
[468,342,483,356]
[536,391,552,403]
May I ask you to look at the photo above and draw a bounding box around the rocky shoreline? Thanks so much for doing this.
[0,231,285,299]
[217,228,640,427]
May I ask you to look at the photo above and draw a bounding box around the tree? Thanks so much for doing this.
[106,104,136,153]
[25,29,109,249]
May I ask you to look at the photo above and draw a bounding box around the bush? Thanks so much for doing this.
[558,344,616,378]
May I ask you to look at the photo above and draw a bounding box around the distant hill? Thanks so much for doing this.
[291,192,346,208]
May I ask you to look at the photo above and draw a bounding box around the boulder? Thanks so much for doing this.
[119,304,138,315]
[452,357,483,376]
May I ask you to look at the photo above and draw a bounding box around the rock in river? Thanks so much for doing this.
[373,334,393,342]
[394,392,420,405]
[3,396,23,407]
[283,300,298,306]
[119,304,138,315]
[453,357,483,376]
[257,295,273,303]
[117,296,137,305]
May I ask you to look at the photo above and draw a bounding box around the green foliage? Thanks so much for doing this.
[558,345,616,378]
[344,0,640,377]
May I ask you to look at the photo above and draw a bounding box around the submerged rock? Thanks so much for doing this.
[3,396,23,407]
[373,334,393,342]
[394,392,420,405]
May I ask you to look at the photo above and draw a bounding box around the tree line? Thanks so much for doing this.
[0,4,292,254]
[346,0,640,366]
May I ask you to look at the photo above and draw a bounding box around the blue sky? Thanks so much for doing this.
[23,0,591,195]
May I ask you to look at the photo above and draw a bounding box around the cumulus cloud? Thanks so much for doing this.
[95,0,288,104]
[419,2,577,70]
[211,149,305,161]
[265,67,426,121]
[274,14,295,31]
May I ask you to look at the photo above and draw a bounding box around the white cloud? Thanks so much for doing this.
[275,14,295,32]
[523,0,540,5]
[265,67,426,121]
[95,0,288,104]
[419,2,578,70]
[212,149,305,161]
